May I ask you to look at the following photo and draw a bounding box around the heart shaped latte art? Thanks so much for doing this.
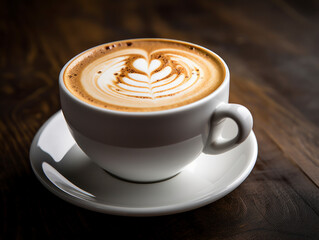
[94,52,203,100]
[65,41,224,111]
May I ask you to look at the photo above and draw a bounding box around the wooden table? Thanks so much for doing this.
[1,0,319,239]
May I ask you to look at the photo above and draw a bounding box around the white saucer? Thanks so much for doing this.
[30,110,258,217]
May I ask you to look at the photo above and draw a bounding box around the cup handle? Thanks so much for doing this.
[203,103,253,154]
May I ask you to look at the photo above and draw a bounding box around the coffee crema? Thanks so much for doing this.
[63,39,225,112]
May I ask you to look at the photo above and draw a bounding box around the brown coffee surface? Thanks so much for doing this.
[63,39,225,112]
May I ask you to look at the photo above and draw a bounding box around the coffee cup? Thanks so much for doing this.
[59,39,253,182]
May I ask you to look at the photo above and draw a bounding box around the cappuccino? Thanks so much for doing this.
[63,39,225,112]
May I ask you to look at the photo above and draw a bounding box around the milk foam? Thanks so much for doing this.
[64,39,224,112]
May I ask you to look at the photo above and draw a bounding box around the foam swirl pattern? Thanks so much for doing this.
[95,54,202,101]
[64,40,224,112]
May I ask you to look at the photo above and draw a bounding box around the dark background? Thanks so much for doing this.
[1,0,319,239]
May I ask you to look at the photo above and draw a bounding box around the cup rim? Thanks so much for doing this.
[59,38,230,116]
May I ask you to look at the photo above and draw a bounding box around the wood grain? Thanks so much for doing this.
[1,0,319,239]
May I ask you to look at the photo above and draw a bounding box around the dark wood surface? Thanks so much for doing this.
[1,0,319,239]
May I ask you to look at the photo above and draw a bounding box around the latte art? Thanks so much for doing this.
[92,52,203,101]
[64,39,225,112]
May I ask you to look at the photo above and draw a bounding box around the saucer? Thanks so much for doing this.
[30,110,258,216]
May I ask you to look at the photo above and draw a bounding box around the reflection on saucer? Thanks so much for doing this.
[38,112,75,162]
[42,162,95,200]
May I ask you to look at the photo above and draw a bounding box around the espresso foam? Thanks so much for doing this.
[64,39,225,112]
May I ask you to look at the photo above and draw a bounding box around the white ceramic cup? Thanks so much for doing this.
[59,39,253,183]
